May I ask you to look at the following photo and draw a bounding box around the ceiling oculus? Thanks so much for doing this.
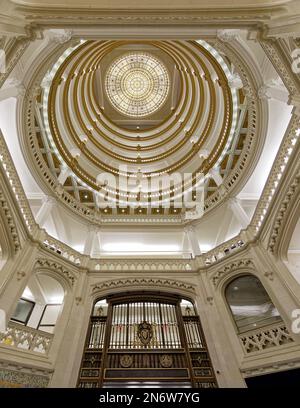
[105,52,170,117]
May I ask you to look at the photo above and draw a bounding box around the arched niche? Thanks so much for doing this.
[11,272,65,334]
[224,274,282,333]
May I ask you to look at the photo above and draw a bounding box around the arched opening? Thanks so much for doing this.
[225,275,281,333]
[11,274,65,334]
[77,292,217,388]
[0,273,66,354]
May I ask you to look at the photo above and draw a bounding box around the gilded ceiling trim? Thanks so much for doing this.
[19,34,266,224]
[45,40,234,196]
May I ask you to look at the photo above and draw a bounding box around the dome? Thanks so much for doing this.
[105,52,170,117]
[15,35,271,227]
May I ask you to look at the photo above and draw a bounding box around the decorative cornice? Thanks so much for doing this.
[241,355,300,377]
[92,259,195,272]
[92,277,196,294]
[0,359,53,376]
[23,13,271,25]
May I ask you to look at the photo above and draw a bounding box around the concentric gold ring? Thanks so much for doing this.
[45,40,236,200]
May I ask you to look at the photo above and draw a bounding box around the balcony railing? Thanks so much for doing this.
[238,321,294,354]
[0,321,53,355]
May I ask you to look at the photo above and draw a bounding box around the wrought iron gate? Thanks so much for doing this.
[77,293,217,388]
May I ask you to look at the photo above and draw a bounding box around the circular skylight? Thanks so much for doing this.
[105,53,170,117]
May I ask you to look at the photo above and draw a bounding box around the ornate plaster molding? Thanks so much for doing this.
[22,13,271,25]
[268,167,300,254]
[241,358,300,377]
[239,322,294,354]
[260,39,300,96]
[0,176,22,254]
[34,258,77,287]
[91,259,195,272]
[211,259,255,288]
[46,29,73,44]
[250,113,300,237]
[217,29,241,43]
[0,359,53,376]
[21,36,265,227]
[92,277,196,294]
[0,36,31,88]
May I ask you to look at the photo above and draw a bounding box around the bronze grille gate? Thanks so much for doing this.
[77,293,217,388]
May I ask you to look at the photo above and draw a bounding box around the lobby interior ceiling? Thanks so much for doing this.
[0,0,299,259]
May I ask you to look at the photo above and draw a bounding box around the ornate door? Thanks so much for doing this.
[77,293,217,388]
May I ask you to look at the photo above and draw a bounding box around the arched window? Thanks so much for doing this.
[11,274,65,333]
[225,275,281,333]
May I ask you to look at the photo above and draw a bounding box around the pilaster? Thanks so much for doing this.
[194,273,246,387]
